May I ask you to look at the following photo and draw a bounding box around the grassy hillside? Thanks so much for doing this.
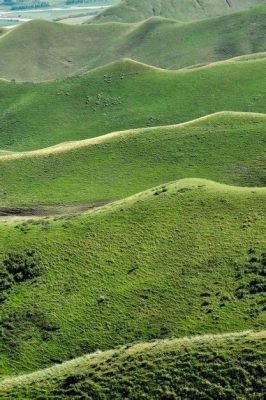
[0,57,265,151]
[0,6,265,81]
[0,112,265,207]
[0,179,265,375]
[0,331,265,399]
[93,0,266,23]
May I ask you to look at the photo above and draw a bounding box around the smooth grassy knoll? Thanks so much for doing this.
[93,0,266,23]
[0,6,265,81]
[0,57,265,151]
[0,332,265,399]
[0,112,265,207]
[0,179,265,375]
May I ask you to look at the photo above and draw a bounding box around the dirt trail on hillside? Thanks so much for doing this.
[0,200,109,220]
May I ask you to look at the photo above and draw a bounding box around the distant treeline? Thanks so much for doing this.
[2,0,108,6]
[11,2,50,9]
[2,0,50,8]
[66,0,109,4]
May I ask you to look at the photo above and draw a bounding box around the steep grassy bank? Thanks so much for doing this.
[0,179,265,375]
[0,57,265,151]
[0,331,265,399]
[0,112,265,207]
[93,0,266,23]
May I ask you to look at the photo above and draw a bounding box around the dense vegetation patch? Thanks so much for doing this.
[0,249,42,303]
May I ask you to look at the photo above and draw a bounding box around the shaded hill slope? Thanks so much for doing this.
[0,57,265,151]
[0,331,265,399]
[93,0,266,23]
[0,6,265,81]
[0,112,265,207]
[0,179,265,375]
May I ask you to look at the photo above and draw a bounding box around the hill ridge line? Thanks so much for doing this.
[87,178,266,221]
[1,111,265,160]
[62,52,266,80]
[82,53,266,77]
[0,50,265,84]
[1,178,266,222]
[1,330,264,388]
[2,4,264,33]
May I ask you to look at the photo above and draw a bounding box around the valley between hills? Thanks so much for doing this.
[0,0,265,399]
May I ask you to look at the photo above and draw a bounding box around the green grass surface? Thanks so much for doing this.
[0,57,265,151]
[0,179,265,375]
[0,5,265,81]
[0,331,265,399]
[0,112,265,207]
[93,0,266,23]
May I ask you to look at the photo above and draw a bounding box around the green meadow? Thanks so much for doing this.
[0,5,265,81]
[0,179,265,375]
[93,0,266,23]
[0,0,265,397]
[0,112,265,207]
[0,57,265,151]
[0,332,265,399]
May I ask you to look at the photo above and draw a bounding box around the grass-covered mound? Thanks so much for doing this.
[0,6,265,81]
[0,331,265,399]
[1,112,265,207]
[0,57,265,151]
[0,179,265,375]
[93,0,266,23]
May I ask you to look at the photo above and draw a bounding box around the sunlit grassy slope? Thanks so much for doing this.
[0,57,265,151]
[93,0,266,23]
[0,112,265,206]
[0,6,265,81]
[0,179,265,375]
[0,331,265,399]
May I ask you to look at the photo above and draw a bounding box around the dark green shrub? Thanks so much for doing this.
[3,250,42,282]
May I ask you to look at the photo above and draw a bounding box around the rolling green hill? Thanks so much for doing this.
[0,57,265,152]
[0,0,265,394]
[0,6,265,81]
[0,179,265,375]
[0,331,265,399]
[0,112,265,207]
[93,0,266,23]
[0,179,266,375]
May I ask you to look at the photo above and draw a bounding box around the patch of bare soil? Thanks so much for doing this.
[0,200,109,219]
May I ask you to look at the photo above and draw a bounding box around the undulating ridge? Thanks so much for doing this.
[0,112,265,207]
[0,57,265,151]
[0,5,265,81]
[0,179,265,375]
[0,0,265,397]
[0,331,265,399]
